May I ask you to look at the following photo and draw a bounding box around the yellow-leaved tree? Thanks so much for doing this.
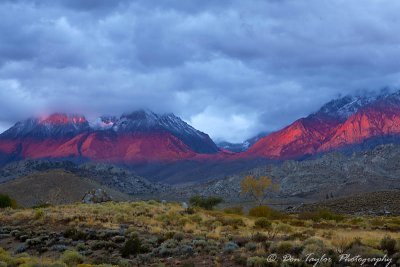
[240,175,279,206]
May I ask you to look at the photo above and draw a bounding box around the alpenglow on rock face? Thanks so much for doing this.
[104,110,219,154]
[0,110,220,164]
[246,91,400,159]
[2,91,400,164]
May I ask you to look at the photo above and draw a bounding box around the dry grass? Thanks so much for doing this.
[2,201,399,243]
[0,201,399,266]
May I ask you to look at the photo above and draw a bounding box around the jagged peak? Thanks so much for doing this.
[121,109,158,121]
[314,89,400,119]
[111,109,218,153]
[0,113,89,139]
[115,109,199,134]
[314,94,376,120]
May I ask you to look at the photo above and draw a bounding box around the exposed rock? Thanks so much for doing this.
[82,189,112,204]
[52,244,68,252]
[15,244,27,254]
[223,242,239,253]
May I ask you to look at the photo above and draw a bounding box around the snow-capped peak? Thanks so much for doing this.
[316,95,375,119]
[1,113,90,139]
[112,109,219,153]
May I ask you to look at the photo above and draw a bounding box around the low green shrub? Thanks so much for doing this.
[249,205,286,220]
[298,209,345,222]
[32,202,52,209]
[61,250,85,266]
[189,196,223,210]
[219,217,245,228]
[63,228,87,241]
[173,232,185,241]
[270,241,294,255]
[380,236,397,255]
[34,208,45,220]
[0,194,17,209]
[245,242,257,252]
[246,256,271,267]
[189,214,202,224]
[251,232,269,243]
[254,218,272,230]
[121,235,146,258]
[347,245,385,258]
[286,229,316,241]
[301,238,330,260]
[274,223,293,234]
[223,206,244,215]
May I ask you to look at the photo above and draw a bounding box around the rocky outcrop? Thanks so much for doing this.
[82,189,112,204]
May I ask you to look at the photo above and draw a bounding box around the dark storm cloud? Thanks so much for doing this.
[1,0,400,142]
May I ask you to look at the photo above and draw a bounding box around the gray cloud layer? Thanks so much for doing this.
[1,0,400,142]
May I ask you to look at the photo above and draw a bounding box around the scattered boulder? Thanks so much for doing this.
[223,242,239,253]
[15,244,27,254]
[52,244,68,252]
[82,189,112,204]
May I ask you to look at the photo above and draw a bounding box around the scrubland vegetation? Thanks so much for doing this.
[0,200,399,266]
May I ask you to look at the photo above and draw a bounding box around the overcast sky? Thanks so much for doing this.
[1,0,400,142]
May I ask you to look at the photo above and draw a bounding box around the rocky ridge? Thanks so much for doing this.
[0,159,169,195]
[171,143,400,202]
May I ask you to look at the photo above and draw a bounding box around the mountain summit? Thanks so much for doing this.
[0,110,219,163]
[1,113,89,139]
[112,110,218,154]
[246,90,400,159]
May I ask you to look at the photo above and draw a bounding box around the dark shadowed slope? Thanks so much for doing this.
[0,169,130,207]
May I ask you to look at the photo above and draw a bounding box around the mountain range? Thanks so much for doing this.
[0,110,219,164]
[246,91,400,159]
[1,91,400,166]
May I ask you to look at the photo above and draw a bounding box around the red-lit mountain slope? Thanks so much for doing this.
[0,111,220,163]
[0,114,89,158]
[318,93,400,152]
[246,91,400,159]
[245,116,341,159]
[2,92,400,164]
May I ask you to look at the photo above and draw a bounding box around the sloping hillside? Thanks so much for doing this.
[296,190,400,215]
[168,144,400,203]
[0,169,130,207]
